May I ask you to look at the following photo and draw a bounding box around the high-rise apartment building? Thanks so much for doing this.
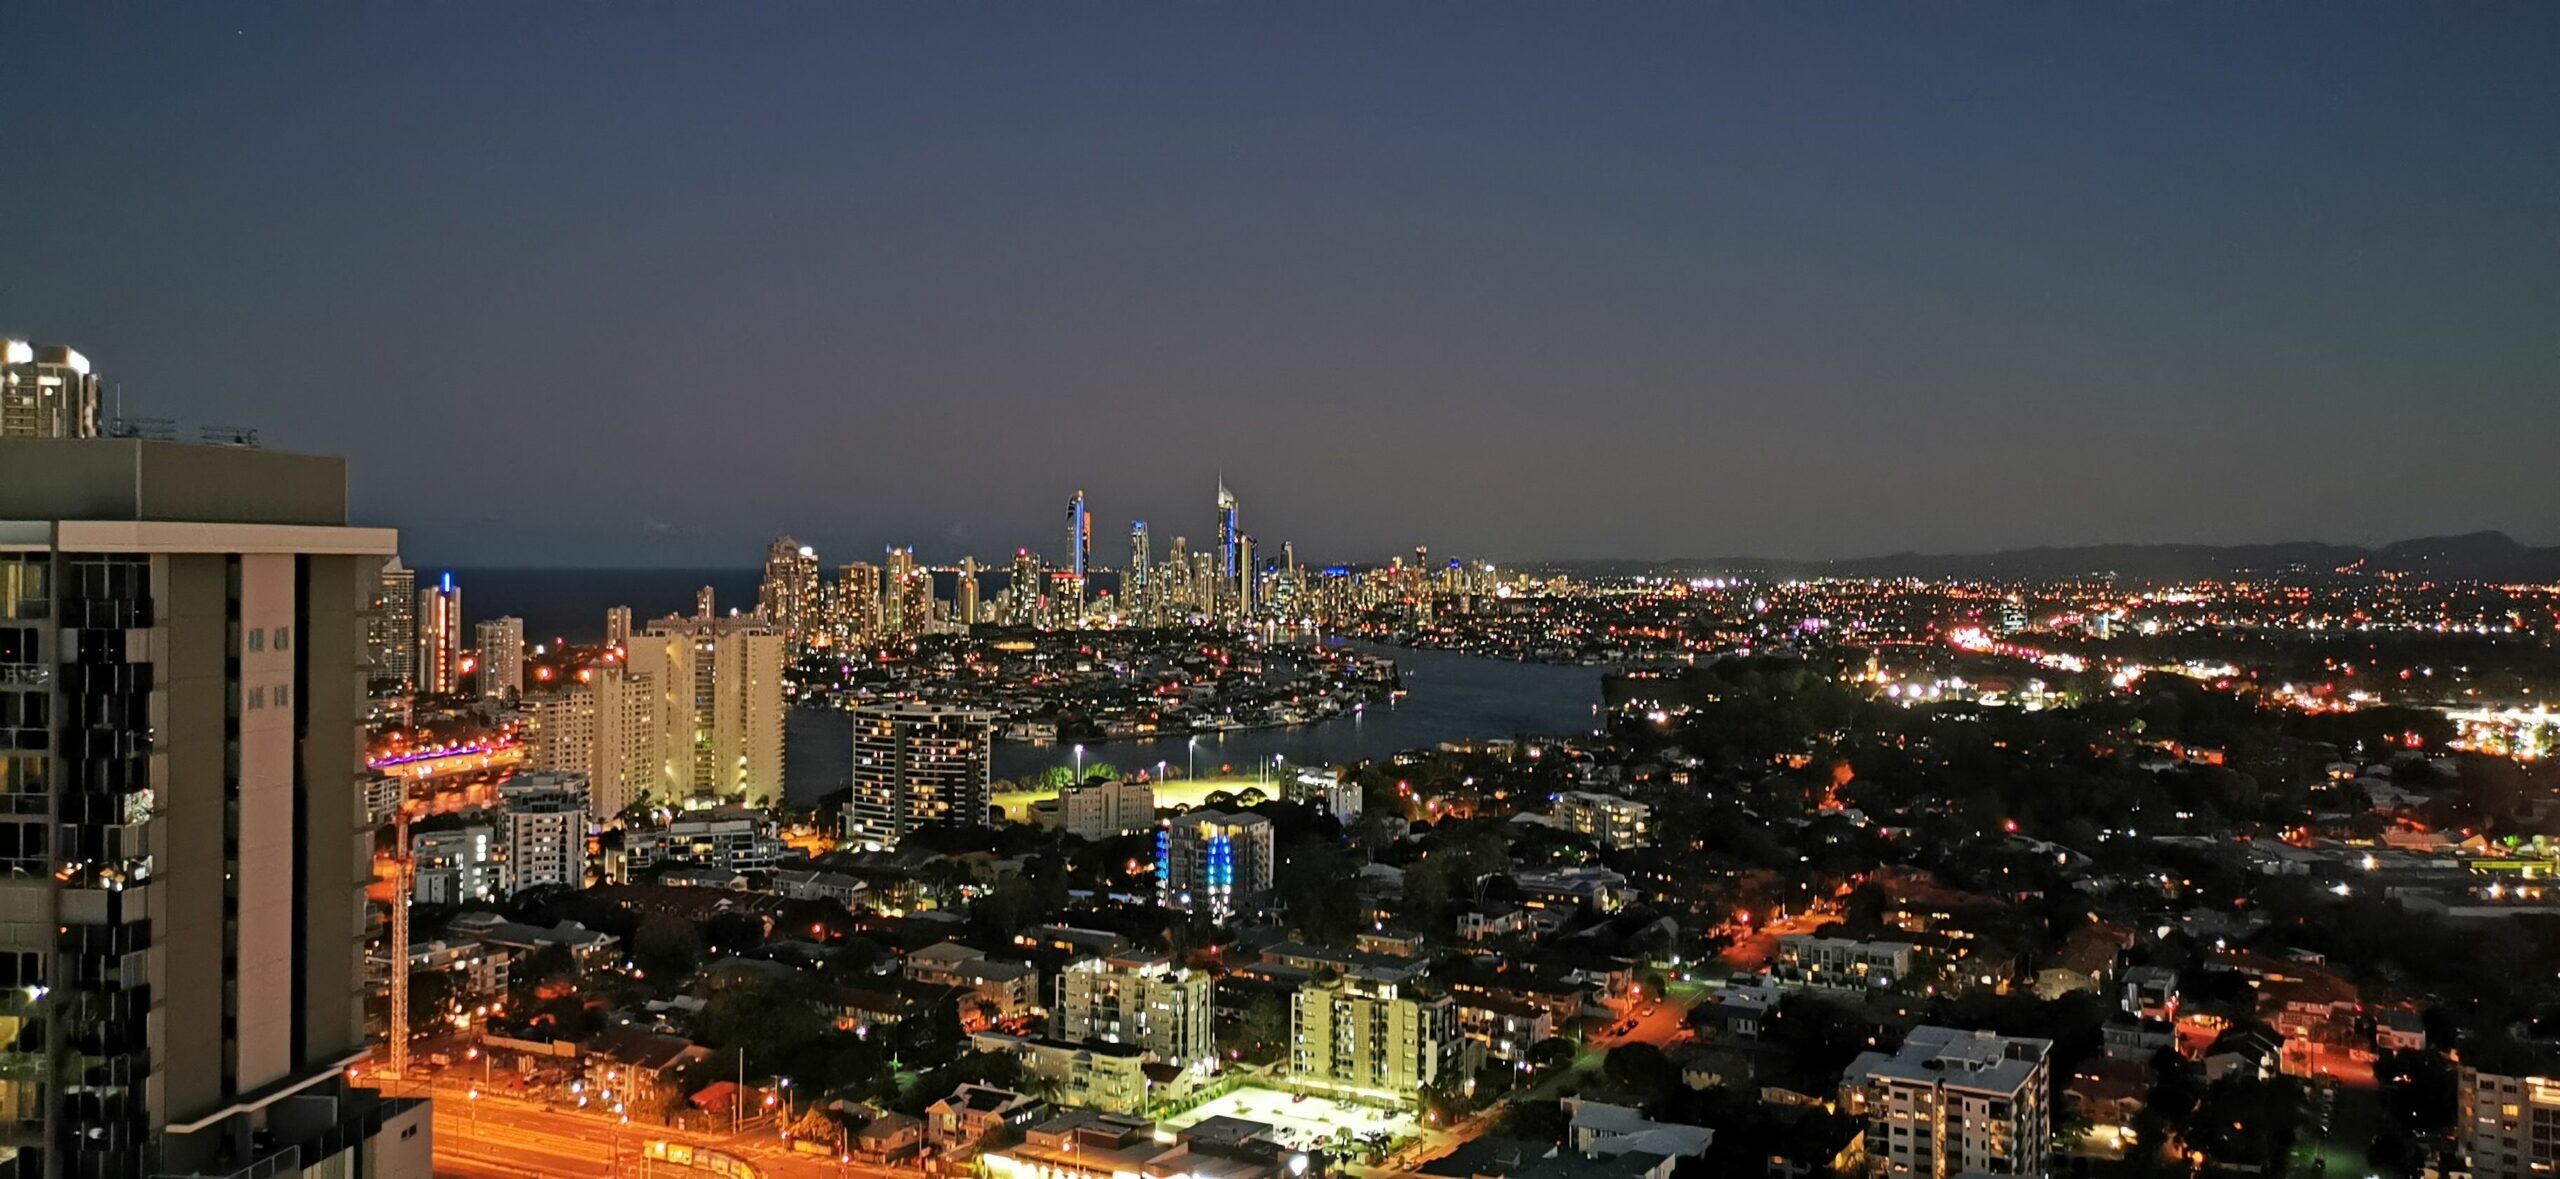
[1004,549,1044,626]
[605,604,633,650]
[1056,953,1217,1071]
[955,556,982,627]
[415,571,462,695]
[500,772,590,894]
[834,564,880,648]
[846,704,994,851]
[758,537,821,641]
[1061,777,1155,841]
[1291,974,1463,1106]
[474,615,524,698]
[1127,521,1150,620]
[369,556,417,693]
[1215,480,1240,613]
[1156,809,1274,920]
[1844,1025,2052,1178]
[882,547,928,642]
[0,436,428,1176]
[627,613,785,807]
[0,340,101,439]
[522,664,658,819]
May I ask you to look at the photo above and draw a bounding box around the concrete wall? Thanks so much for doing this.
[0,439,346,525]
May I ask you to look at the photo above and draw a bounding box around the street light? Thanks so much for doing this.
[1073,743,1085,783]
[1187,735,1200,779]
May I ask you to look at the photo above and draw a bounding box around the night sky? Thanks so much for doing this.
[5,4,2555,567]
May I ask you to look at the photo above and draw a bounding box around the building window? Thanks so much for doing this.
[246,627,265,653]
[247,686,266,711]
[274,626,291,651]
[276,685,291,709]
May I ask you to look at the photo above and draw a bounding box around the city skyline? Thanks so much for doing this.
[6,5,2556,565]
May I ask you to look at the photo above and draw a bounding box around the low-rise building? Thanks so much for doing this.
[1457,995,1556,1063]
[1562,1098,1713,1158]
[1548,792,1652,850]
[926,1083,1046,1156]
[1061,777,1156,841]
[970,1033,1159,1116]
[624,809,790,875]
[982,1109,1320,1179]
[1776,934,1916,990]
[413,825,503,904]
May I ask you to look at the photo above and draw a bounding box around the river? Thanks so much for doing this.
[782,641,1604,804]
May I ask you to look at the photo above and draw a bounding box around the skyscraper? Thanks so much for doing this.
[627,612,785,807]
[1128,521,1150,618]
[758,536,821,640]
[1215,478,1240,607]
[846,704,994,851]
[1004,548,1044,626]
[523,663,658,819]
[605,603,633,649]
[0,339,102,438]
[956,555,982,626]
[836,562,880,647]
[882,547,926,641]
[416,571,463,695]
[475,615,524,698]
[1067,490,1091,580]
[369,556,418,693]
[0,435,429,1176]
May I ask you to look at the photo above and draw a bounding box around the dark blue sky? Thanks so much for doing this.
[5,3,2554,567]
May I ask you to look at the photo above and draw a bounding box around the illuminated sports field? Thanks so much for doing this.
[1160,1084,1418,1150]
[990,774,1277,822]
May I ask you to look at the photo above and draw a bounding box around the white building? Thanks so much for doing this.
[847,703,995,851]
[1778,934,1918,989]
[1290,973,1464,1105]
[522,662,660,819]
[2460,1064,2560,1179]
[624,809,789,875]
[627,612,785,806]
[501,771,590,894]
[1157,808,1274,920]
[1061,776,1155,841]
[1844,1025,2052,1177]
[413,825,504,905]
[1283,768,1362,821]
[475,615,525,698]
[1056,952,1217,1070]
[1549,791,1652,850]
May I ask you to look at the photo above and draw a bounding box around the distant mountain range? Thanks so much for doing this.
[1533,531,2560,583]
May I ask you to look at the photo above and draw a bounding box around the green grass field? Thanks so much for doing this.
[991,774,1282,821]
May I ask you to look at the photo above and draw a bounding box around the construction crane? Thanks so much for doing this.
[386,802,416,1083]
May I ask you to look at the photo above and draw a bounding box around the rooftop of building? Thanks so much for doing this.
[1846,1026,2051,1096]
[0,436,370,527]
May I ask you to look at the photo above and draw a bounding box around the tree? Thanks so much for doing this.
[633,913,703,981]
[1527,1037,1579,1076]
[1602,1042,1679,1107]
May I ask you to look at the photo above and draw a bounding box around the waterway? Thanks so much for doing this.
[782,641,1605,805]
